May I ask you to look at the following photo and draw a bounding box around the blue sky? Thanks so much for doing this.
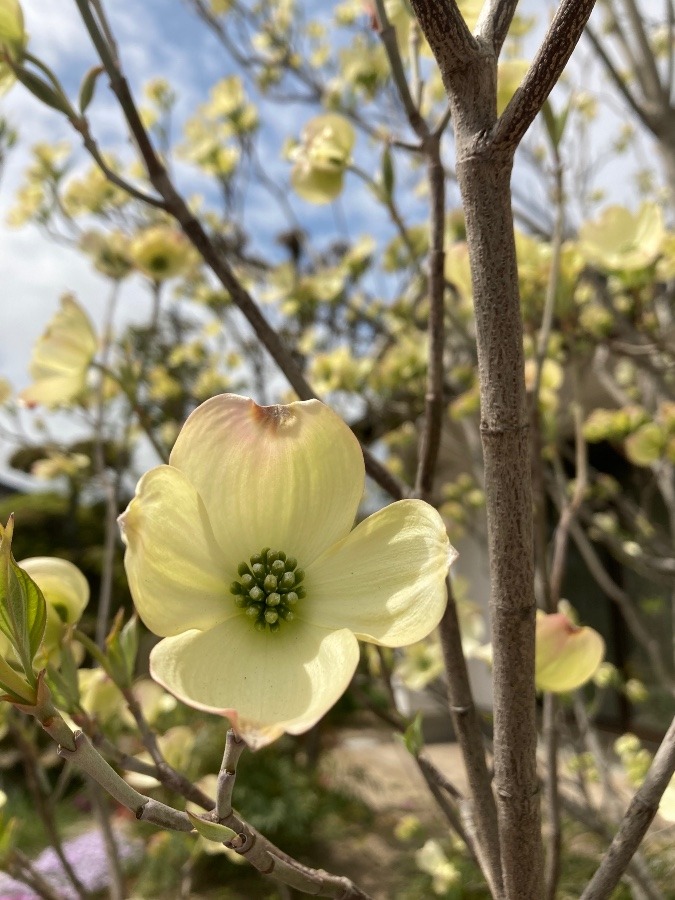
[0,0,662,482]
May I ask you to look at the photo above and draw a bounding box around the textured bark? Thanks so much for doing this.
[457,153,541,900]
[407,2,598,896]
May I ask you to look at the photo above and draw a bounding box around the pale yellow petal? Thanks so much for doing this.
[169,394,364,569]
[119,465,233,636]
[18,557,89,623]
[19,296,97,409]
[535,613,605,693]
[303,500,454,646]
[150,618,359,750]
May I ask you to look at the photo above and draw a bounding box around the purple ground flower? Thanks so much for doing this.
[0,826,142,899]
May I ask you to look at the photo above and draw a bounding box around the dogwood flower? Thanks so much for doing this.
[535,611,605,693]
[120,394,454,748]
[290,114,355,204]
[129,225,194,281]
[578,202,665,273]
[19,295,97,409]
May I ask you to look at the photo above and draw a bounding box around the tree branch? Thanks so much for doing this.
[584,25,654,132]
[438,575,504,897]
[408,0,479,87]
[494,0,598,151]
[415,140,446,501]
[74,0,408,504]
[477,0,520,57]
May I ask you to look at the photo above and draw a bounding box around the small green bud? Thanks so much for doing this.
[264,609,279,624]
[271,559,285,577]
[230,581,242,595]
[294,568,305,583]
[285,557,298,571]
[240,573,254,589]
[237,562,250,577]
[246,604,260,619]
[249,586,264,602]
[267,592,281,607]
[251,563,265,580]
[286,591,298,605]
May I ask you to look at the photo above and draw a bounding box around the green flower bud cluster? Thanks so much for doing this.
[230,548,305,633]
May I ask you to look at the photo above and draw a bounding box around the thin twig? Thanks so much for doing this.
[216,728,246,819]
[10,721,90,900]
[542,693,561,900]
[415,140,446,501]
[87,779,125,900]
[74,0,407,503]
[581,713,675,899]
[494,0,598,152]
[477,0,520,56]
[437,575,504,898]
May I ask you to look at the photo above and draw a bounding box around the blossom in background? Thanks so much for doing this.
[415,839,461,895]
[19,295,97,409]
[290,114,355,204]
[120,394,454,749]
[129,224,194,281]
[0,556,89,668]
[473,608,604,694]
[0,0,26,95]
[578,202,665,273]
[535,611,605,693]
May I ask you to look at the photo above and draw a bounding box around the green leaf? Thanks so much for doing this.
[402,712,424,757]
[380,145,395,202]
[78,64,104,114]
[46,638,81,712]
[0,653,35,704]
[0,518,47,679]
[541,98,570,151]
[187,811,237,843]
[105,611,138,688]
[13,66,75,117]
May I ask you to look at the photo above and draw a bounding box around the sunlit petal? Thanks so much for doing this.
[535,612,605,693]
[303,500,453,646]
[119,465,233,636]
[169,394,364,567]
[150,617,359,750]
[19,295,97,409]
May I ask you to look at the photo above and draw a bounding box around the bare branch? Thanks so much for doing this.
[585,25,655,131]
[408,0,479,85]
[374,0,429,138]
[415,141,446,501]
[565,519,675,695]
[620,0,667,106]
[438,575,504,897]
[494,0,598,152]
[477,0,520,57]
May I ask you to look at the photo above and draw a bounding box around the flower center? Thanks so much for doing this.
[230,548,305,633]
